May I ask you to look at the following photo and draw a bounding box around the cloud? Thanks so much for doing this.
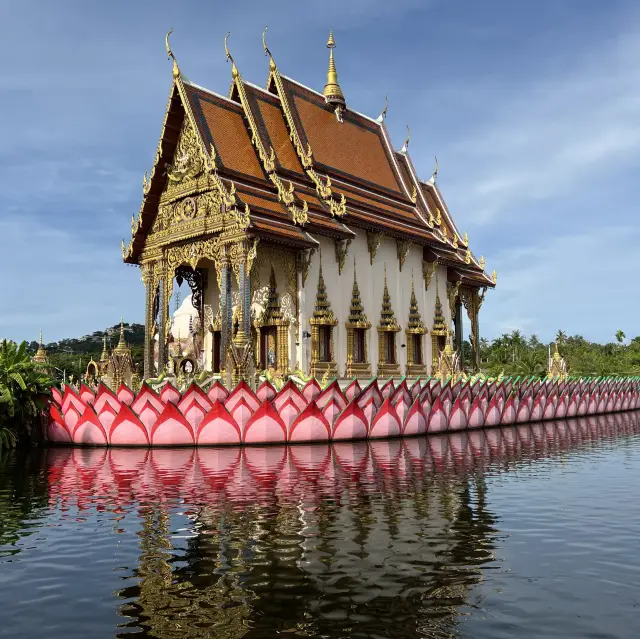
[444,24,640,225]
[480,225,640,343]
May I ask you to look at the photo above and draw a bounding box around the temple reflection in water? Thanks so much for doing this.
[40,412,640,638]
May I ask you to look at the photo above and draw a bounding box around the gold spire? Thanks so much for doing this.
[33,329,48,365]
[312,254,337,323]
[432,276,448,335]
[379,264,399,329]
[100,333,109,362]
[347,257,368,324]
[165,29,180,79]
[407,273,425,331]
[322,29,346,112]
[114,319,129,354]
[262,266,284,323]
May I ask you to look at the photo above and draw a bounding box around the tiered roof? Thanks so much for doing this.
[261,267,284,324]
[124,30,494,289]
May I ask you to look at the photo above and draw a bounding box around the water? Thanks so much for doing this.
[2,414,640,638]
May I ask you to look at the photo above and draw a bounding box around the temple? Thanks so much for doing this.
[123,28,495,384]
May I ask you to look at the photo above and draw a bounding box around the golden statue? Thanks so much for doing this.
[547,342,568,380]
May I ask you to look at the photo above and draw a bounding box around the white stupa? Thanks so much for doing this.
[171,293,198,338]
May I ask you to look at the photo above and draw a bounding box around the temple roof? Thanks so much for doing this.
[124,31,495,289]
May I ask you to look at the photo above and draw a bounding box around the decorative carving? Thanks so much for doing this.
[479,255,485,270]
[166,237,222,272]
[464,249,471,265]
[309,258,338,378]
[306,169,347,217]
[367,231,382,265]
[165,118,204,184]
[334,238,351,275]
[447,281,461,319]
[396,239,410,272]
[422,260,437,290]
[410,184,417,204]
[405,274,427,377]
[492,270,498,284]
[297,248,315,287]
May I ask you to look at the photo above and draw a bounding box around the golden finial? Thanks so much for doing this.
[401,125,410,153]
[464,249,471,264]
[452,233,458,248]
[225,32,239,79]
[323,28,345,111]
[463,232,468,245]
[262,26,276,71]
[165,29,180,79]
[479,255,485,269]
[492,270,497,284]
[377,95,388,122]
[121,239,126,258]
[430,156,439,182]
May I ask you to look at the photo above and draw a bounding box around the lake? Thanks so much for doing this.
[2,413,640,638]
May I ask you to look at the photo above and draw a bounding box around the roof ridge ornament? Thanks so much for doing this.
[165,29,180,79]
[224,32,239,79]
[376,95,388,123]
[401,125,410,153]
[262,26,276,72]
[429,156,439,183]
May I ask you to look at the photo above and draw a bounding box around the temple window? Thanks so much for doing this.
[405,275,428,377]
[254,266,290,372]
[310,259,339,379]
[353,328,366,363]
[413,334,423,365]
[377,265,401,377]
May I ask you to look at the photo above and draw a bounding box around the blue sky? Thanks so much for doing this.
[1,0,639,344]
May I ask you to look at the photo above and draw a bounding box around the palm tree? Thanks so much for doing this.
[615,330,626,345]
[515,350,546,377]
[556,330,567,345]
[529,334,541,349]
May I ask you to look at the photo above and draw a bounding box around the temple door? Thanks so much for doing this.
[260,327,278,369]
[212,331,221,373]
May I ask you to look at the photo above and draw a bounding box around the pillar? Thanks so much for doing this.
[157,264,169,372]
[219,257,232,365]
[455,299,463,367]
[142,269,155,379]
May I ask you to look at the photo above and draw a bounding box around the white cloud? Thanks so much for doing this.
[443,24,640,225]
[480,225,640,343]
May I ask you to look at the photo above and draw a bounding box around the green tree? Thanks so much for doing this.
[0,340,52,449]
[616,330,626,344]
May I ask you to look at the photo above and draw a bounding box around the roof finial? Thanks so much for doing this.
[225,32,239,79]
[377,95,388,123]
[165,29,180,79]
[430,156,439,183]
[262,26,276,72]
[323,28,346,114]
[401,125,410,153]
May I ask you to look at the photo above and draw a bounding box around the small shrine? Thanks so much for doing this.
[548,342,568,380]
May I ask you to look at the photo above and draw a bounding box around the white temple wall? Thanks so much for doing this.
[300,232,441,379]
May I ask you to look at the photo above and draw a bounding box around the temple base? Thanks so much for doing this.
[345,361,372,379]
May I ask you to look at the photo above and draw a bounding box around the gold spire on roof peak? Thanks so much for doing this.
[165,29,180,79]
[323,28,345,112]
[114,319,129,354]
[100,333,109,362]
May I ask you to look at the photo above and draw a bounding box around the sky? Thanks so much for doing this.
[1,0,639,345]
